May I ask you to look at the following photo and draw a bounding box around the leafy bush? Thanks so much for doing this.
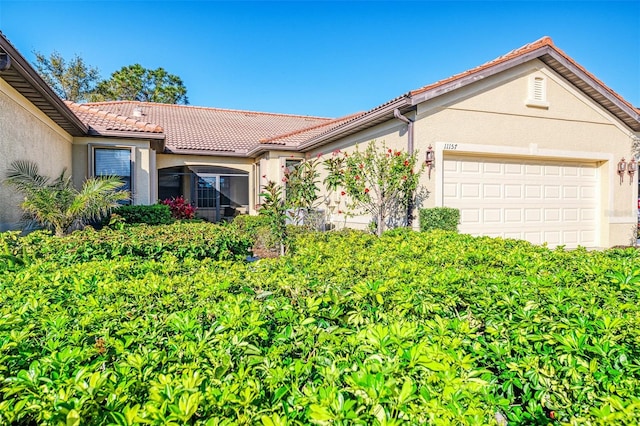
[160,196,197,220]
[113,203,173,225]
[419,207,460,232]
[0,222,251,265]
[1,229,640,424]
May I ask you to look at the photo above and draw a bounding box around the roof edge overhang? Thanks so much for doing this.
[410,45,640,132]
[296,96,413,152]
[162,148,252,157]
[0,34,89,136]
[86,128,166,151]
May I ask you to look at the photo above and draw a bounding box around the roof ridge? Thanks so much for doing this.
[65,101,164,133]
[410,36,554,96]
[260,112,364,143]
[84,100,333,121]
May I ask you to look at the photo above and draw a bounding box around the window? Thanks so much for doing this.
[526,75,549,109]
[93,147,132,203]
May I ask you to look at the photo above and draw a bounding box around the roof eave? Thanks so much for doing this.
[0,34,88,136]
[163,148,251,157]
[539,50,640,131]
[409,45,640,132]
[297,96,412,152]
[410,46,553,106]
[87,128,166,151]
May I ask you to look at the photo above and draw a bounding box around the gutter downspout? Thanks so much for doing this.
[393,109,414,154]
[394,109,415,227]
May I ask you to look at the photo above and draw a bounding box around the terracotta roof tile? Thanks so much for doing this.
[65,101,163,134]
[260,112,364,145]
[79,101,333,153]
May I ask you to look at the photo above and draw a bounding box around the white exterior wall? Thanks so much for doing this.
[0,79,73,231]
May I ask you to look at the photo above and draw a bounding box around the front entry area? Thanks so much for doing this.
[442,154,600,248]
[158,166,249,222]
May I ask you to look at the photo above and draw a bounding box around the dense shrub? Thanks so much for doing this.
[419,207,460,232]
[1,229,640,424]
[161,196,197,219]
[233,214,279,250]
[0,222,251,265]
[113,203,173,225]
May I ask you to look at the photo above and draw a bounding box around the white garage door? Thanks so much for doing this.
[443,155,599,248]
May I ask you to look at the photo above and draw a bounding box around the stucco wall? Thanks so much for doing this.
[413,61,637,247]
[73,137,157,205]
[299,60,637,246]
[0,79,73,231]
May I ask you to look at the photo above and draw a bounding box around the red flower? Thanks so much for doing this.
[403,160,409,166]
[282,177,288,182]
[355,175,360,180]
[340,191,346,196]
[388,148,392,153]
[332,149,341,155]
[359,164,364,169]
[395,151,401,156]
[338,210,343,214]
[402,175,407,181]
[364,188,370,194]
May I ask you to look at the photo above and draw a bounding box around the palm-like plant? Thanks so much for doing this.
[5,160,129,236]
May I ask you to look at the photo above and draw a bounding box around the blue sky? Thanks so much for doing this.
[1,1,638,118]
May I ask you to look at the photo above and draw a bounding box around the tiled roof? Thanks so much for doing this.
[299,36,640,149]
[259,112,364,146]
[65,101,164,134]
[80,101,333,153]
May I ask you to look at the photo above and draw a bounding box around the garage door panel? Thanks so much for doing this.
[444,155,599,248]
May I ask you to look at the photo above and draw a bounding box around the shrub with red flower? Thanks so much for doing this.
[160,196,197,220]
[323,140,424,236]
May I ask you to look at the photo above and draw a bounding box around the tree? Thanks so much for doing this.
[4,161,129,236]
[259,181,289,255]
[91,64,189,104]
[33,51,100,102]
[324,141,424,236]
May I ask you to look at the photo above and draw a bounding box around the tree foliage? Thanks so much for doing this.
[324,141,424,236]
[33,50,100,102]
[91,64,189,104]
[4,160,129,236]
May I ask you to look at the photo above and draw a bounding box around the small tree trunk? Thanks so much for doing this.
[377,208,385,236]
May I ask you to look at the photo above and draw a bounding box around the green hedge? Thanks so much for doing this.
[2,229,640,424]
[0,222,252,265]
[113,204,173,225]
[419,207,460,232]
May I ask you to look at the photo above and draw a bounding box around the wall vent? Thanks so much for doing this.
[526,75,549,109]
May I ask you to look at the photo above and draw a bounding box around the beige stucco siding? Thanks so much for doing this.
[412,61,636,247]
[302,60,637,246]
[0,79,73,231]
[304,119,413,230]
[73,137,157,205]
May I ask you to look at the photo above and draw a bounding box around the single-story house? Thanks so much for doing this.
[1,32,639,248]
